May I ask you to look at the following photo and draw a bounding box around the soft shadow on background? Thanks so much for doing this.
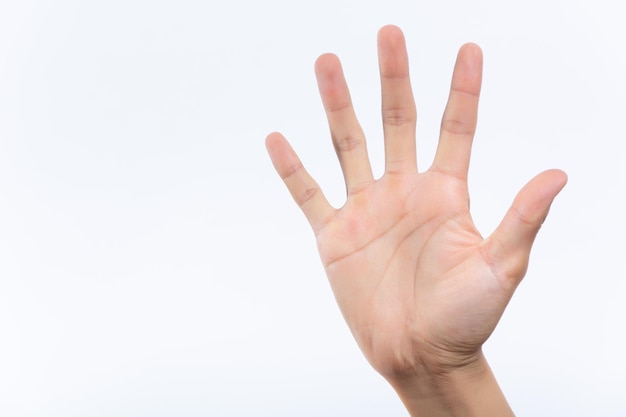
[1,1,624,416]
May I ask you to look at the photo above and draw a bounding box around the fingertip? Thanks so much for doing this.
[459,42,483,59]
[314,53,341,75]
[459,43,483,76]
[314,53,347,102]
[450,43,482,95]
[265,131,284,152]
[265,131,283,141]
[530,169,569,202]
[500,169,568,238]
[378,24,404,41]
[265,132,297,171]
[546,168,568,189]
[377,25,406,53]
[484,169,566,286]
[377,26,410,79]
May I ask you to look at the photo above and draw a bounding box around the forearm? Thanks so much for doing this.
[386,352,515,417]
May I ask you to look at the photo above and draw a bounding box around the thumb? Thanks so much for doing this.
[483,169,567,289]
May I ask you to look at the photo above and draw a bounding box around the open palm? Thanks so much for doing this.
[266,26,566,379]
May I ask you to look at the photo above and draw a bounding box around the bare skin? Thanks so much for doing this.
[266,25,566,416]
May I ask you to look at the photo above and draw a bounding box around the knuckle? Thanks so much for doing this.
[440,118,476,137]
[280,161,303,180]
[510,205,539,228]
[294,186,319,207]
[382,106,416,127]
[333,134,363,153]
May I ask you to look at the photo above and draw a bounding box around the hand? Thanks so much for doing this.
[266,25,566,384]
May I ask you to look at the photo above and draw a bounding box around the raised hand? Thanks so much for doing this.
[266,25,566,415]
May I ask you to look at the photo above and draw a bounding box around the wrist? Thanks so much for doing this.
[385,351,514,417]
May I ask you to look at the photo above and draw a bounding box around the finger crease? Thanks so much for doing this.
[333,134,364,153]
[440,119,476,136]
[295,186,320,207]
[280,162,304,181]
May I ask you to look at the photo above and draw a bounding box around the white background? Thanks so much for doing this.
[1,1,624,415]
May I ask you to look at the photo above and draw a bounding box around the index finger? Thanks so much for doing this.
[431,43,483,181]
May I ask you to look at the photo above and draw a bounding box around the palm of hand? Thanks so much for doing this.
[318,171,504,376]
[267,26,566,379]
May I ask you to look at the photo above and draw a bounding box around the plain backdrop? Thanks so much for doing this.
[1,1,625,415]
